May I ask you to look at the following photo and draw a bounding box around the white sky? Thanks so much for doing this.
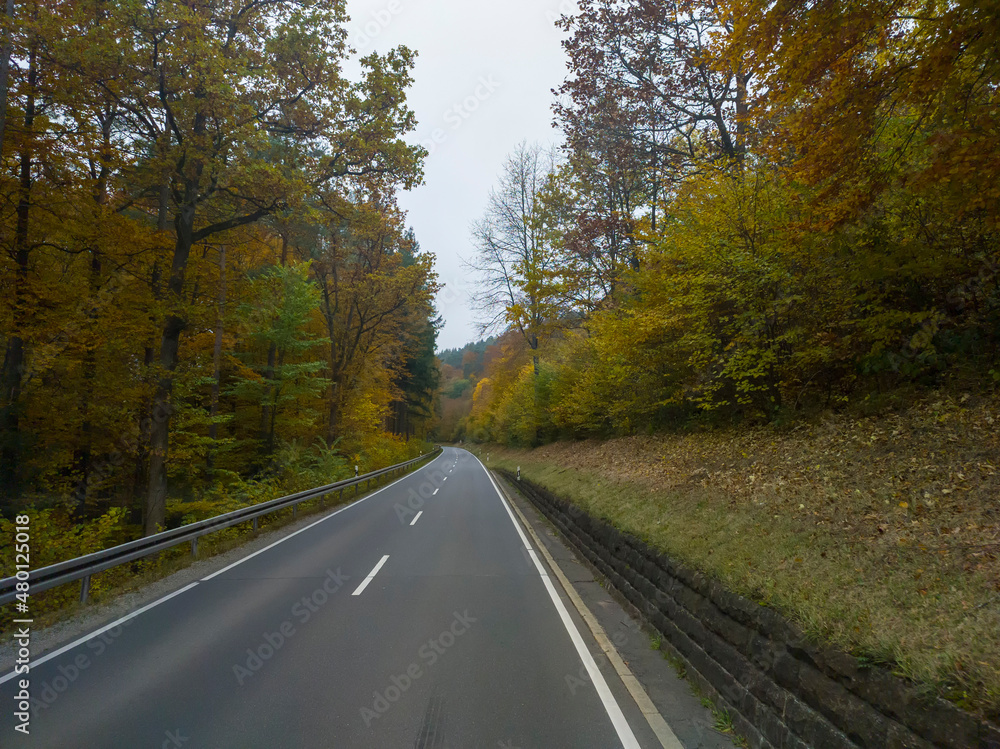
[344,0,575,351]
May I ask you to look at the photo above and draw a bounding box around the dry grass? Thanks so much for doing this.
[482,391,1000,718]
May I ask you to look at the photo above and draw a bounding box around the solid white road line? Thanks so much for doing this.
[494,475,683,749]
[475,457,641,749]
[0,451,447,685]
[489,471,533,550]
[352,555,390,596]
[410,511,423,526]
[0,582,200,686]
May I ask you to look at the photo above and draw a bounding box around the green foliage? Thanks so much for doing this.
[0,431,429,629]
[460,0,999,448]
[438,337,496,372]
[0,0,439,597]
[468,154,999,444]
[446,379,473,399]
[0,506,131,627]
[393,315,440,434]
[226,263,331,457]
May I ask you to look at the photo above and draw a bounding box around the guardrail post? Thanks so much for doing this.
[320,494,325,508]
[191,538,198,558]
[80,575,91,604]
[252,517,259,532]
[292,504,297,519]
[339,487,344,502]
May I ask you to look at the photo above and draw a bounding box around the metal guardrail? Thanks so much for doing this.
[0,447,441,605]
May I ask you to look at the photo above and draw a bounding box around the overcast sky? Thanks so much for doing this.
[344,0,575,351]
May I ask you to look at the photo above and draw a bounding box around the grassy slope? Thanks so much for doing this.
[482,393,1000,718]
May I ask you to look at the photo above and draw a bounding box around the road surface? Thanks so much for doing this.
[1,447,662,748]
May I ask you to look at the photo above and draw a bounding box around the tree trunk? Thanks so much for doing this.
[133,167,170,520]
[143,201,195,536]
[0,44,35,501]
[74,108,114,516]
[0,0,15,152]
[259,341,276,457]
[73,251,102,517]
[327,372,340,444]
[267,347,284,458]
[259,234,288,460]
[735,62,749,157]
[206,245,226,478]
[320,279,340,444]
[0,297,25,502]
[130,341,155,522]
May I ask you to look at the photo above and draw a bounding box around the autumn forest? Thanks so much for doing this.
[1,0,997,726]
[1,0,999,583]
[0,0,438,553]
[442,0,1000,715]
[457,0,1000,446]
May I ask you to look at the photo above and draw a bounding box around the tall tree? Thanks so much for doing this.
[0,0,14,150]
[0,12,38,498]
[725,0,1000,228]
[0,0,435,540]
[556,0,750,176]
[468,142,563,375]
[228,263,329,465]
[312,198,438,441]
[100,1,424,534]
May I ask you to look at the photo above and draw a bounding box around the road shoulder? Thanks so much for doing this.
[493,471,738,749]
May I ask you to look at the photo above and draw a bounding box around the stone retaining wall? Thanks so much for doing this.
[496,469,1000,749]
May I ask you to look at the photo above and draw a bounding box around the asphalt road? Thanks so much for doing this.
[0,447,658,748]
